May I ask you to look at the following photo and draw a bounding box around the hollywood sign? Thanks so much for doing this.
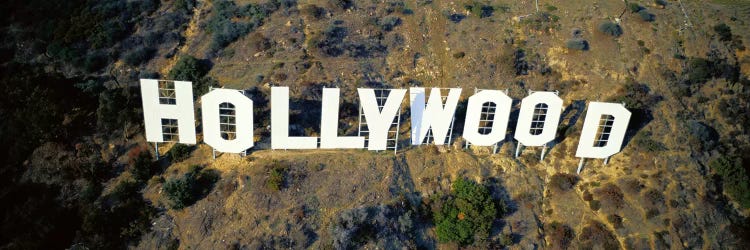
[140,79,631,172]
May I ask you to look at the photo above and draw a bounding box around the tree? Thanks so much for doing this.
[433,178,497,245]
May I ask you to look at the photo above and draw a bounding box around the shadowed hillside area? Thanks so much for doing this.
[2,0,750,249]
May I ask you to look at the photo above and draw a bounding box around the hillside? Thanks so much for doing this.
[1,0,750,249]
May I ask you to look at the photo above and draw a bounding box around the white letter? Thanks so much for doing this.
[201,89,254,153]
[271,87,318,149]
[514,92,563,146]
[462,90,512,146]
[575,102,631,158]
[358,88,407,150]
[410,88,462,145]
[320,88,365,149]
[140,79,196,144]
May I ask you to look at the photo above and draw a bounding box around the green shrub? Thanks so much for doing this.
[686,57,712,84]
[265,163,288,191]
[655,0,668,7]
[638,10,655,22]
[163,165,219,209]
[598,21,623,37]
[130,151,155,183]
[378,16,401,32]
[714,23,732,41]
[166,144,194,162]
[167,55,216,97]
[566,39,589,51]
[710,156,750,208]
[433,178,497,246]
[123,47,156,66]
[464,2,495,18]
[628,3,643,13]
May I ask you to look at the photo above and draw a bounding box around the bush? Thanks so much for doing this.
[205,1,279,52]
[166,144,194,162]
[464,2,495,18]
[545,221,574,248]
[566,39,589,51]
[598,21,623,37]
[638,10,655,22]
[265,162,288,191]
[595,183,625,211]
[549,173,579,192]
[167,55,215,96]
[123,47,156,66]
[579,220,620,249]
[129,151,155,183]
[655,0,668,7]
[714,23,732,41]
[710,156,750,208]
[628,3,643,13]
[378,16,401,32]
[163,165,219,209]
[433,178,497,246]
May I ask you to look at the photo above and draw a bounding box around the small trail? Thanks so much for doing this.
[161,1,208,76]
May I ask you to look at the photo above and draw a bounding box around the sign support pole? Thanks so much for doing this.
[577,158,585,174]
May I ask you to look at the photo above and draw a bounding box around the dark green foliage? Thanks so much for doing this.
[168,55,210,81]
[545,4,558,12]
[80,180,157,249]
[175,0,196,11]
[123,47,156,66]
[166,144,194,162]
[163,165,220,209]
[566,39,589,51]
[130,151,155,183]
[544,221,574,248]
[686,57,711,84]
[96,88,141,132]
[638,10,655,22]
[167,55,215,97]
[687,120,719,150]
[379,16,401,32]
[710,157,750,208]
[329,0,354,10]
[714,23,732,42]
[579,220,621,249]
[265,162,288,191]
[655,0,668,7]
[433,178,497,246]
[599,21,623,37]
[628,3,643,13]
[464,2,495,18]
[205,0,280,52]
[549,173,579,192]
[84,53,109,72]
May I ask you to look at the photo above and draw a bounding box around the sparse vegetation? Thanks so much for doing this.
[265,162,288,191]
